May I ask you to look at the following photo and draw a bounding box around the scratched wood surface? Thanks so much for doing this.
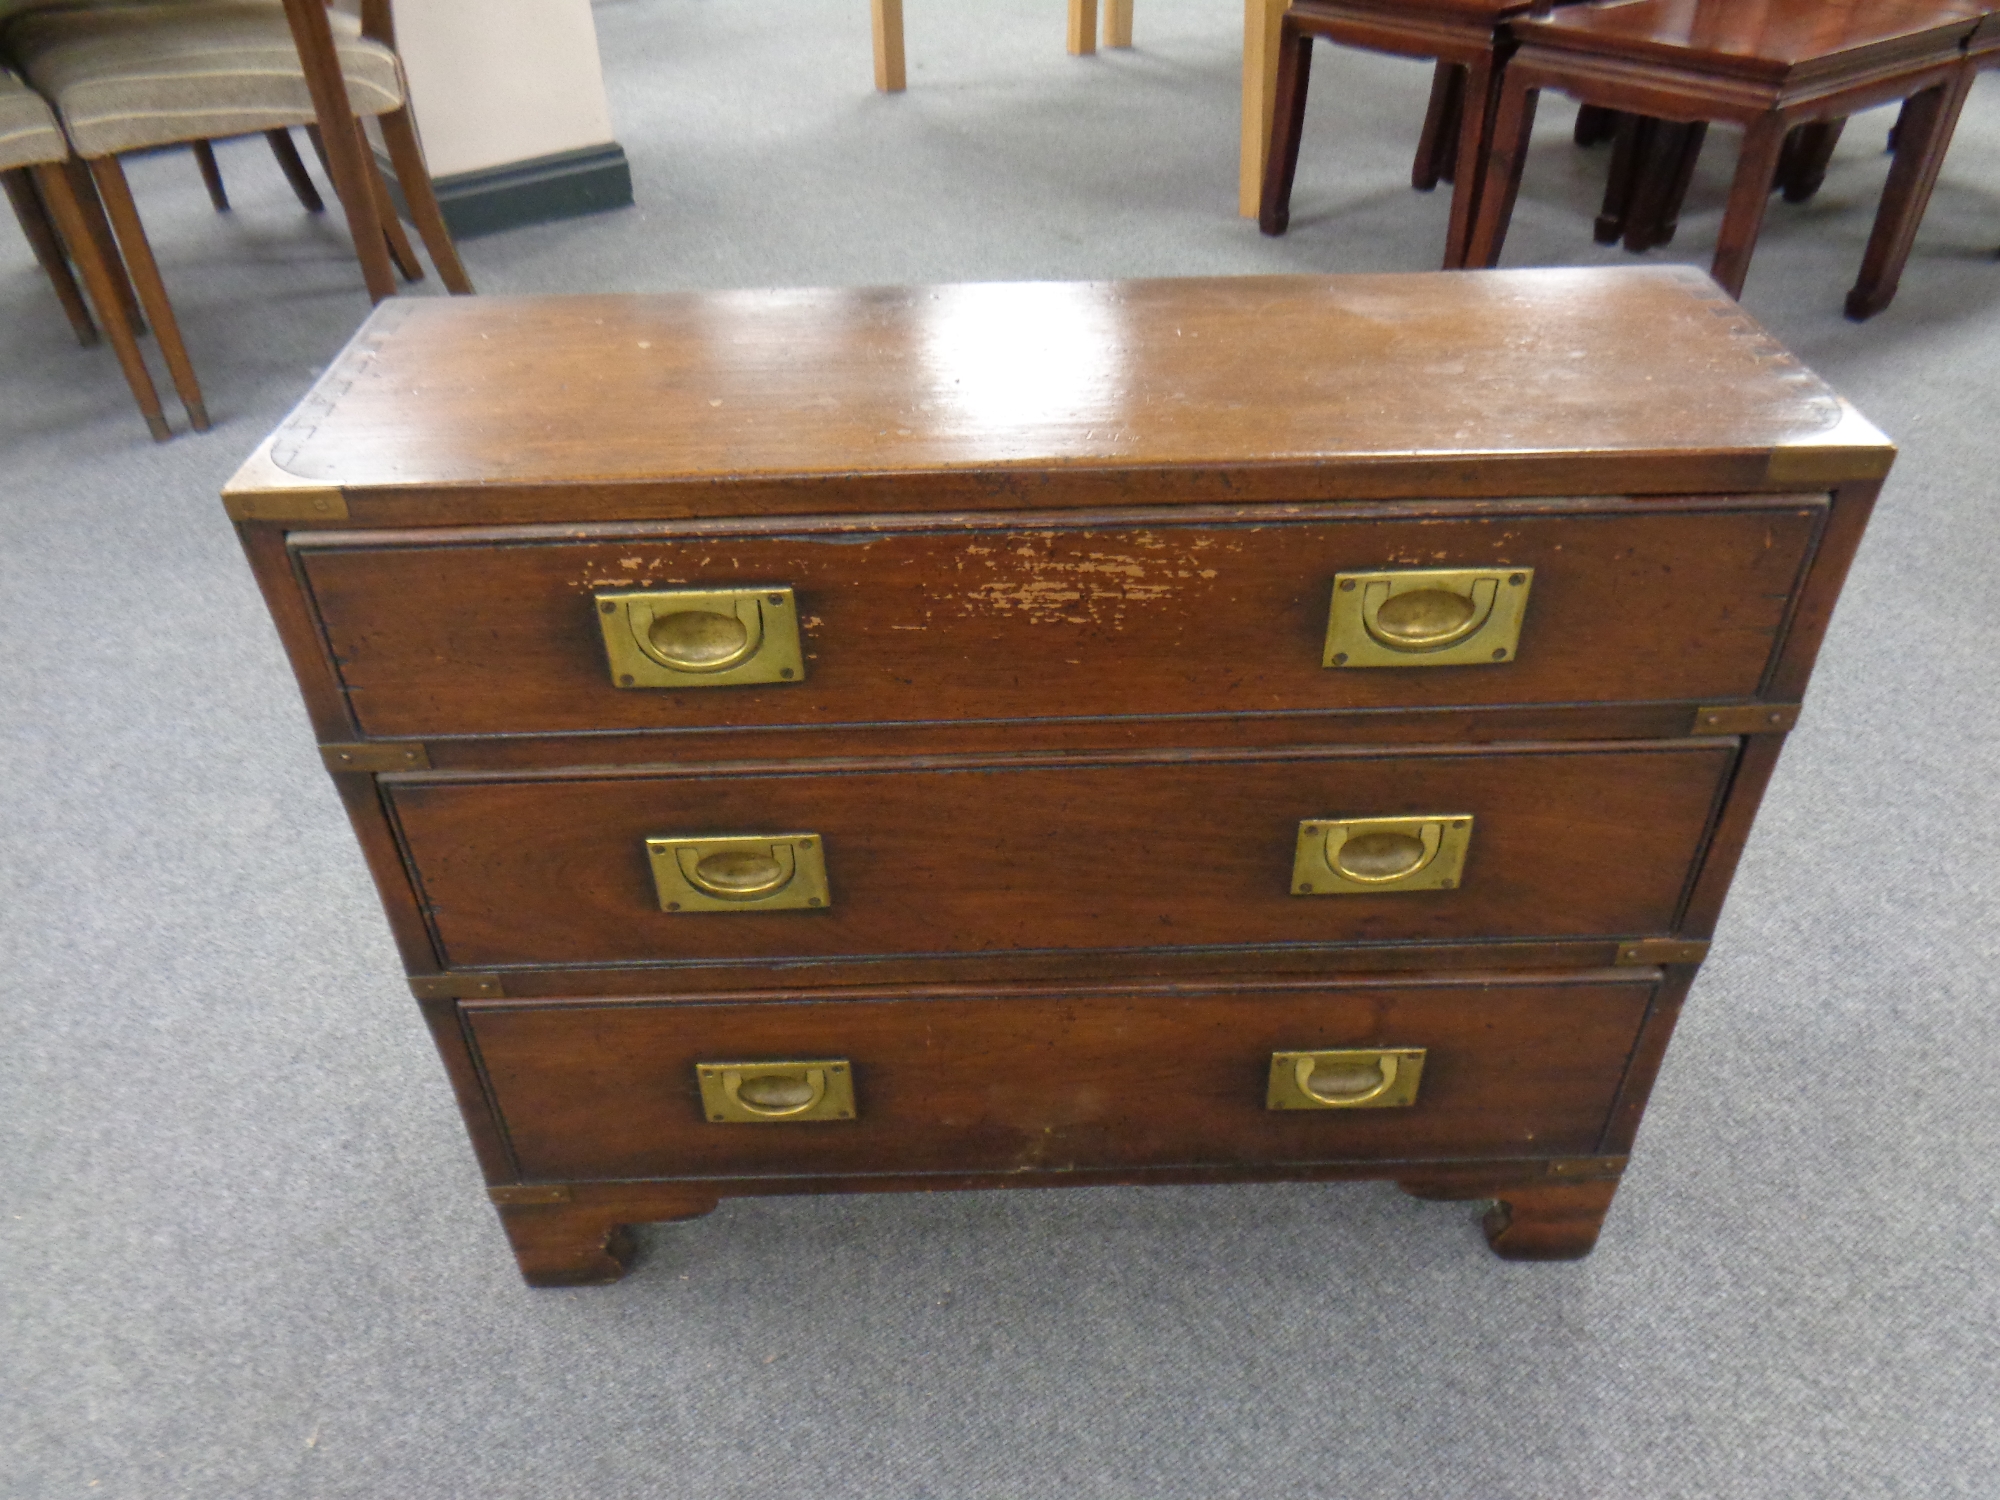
[387,741,1735,969]
[229,269,1889,518]
[298,499,1822,739]
[466,974,1656,1181]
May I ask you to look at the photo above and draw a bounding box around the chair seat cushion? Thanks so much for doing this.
[6,1,403,158]
[0,64,64,168]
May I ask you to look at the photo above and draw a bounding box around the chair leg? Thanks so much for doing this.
[1257,24,1313,236]
[1068,0,1098,58]
[30,161,170,439]
[1441,50,1496,270]
[1102,0,1132,49]
[1414,61,1464,192]
[1464,75,1540,268]
[870,0,905,92]
[265,128,325,211]
[351,118,424,282]
[1710,113,1790,299]
[192,140,229,211]
[5,166,99,346]
[377,106,472,294]
[61,157,145,333]
[1847,73,1974,321]
[85,155,207,431]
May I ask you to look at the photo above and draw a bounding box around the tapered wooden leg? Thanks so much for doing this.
[494,1189,719,1287]
[354,118,423,282]
[1414,60,1464,192]
[61,157,144,333]
[1710,112,1789,299]
[192,139,229,211]
[265,128,325,211]
[30,161,169,439]
[5,166,98,345]
[1464,76,1539,268]
[1847,74,1973,321]
[377,106,472,294]
[281,0,396,302]
[1398,1168,1623,1260]
[85,155,207,431]
[1241,0,1288,218]
[1778,118,1845,203]
[1257,24,1313,236]
[1103,0,1133,49]
[870,0,905,93]
[1068,0,1098,57]
[1441,50,1494,269]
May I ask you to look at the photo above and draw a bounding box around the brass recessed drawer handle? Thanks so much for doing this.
[596,586,805,688]
[647,834,831,912]
[698,1060,856,1123]
[1323,567,1532,668]
[1292,815,1472,895]
[1267,1049,1426,1110]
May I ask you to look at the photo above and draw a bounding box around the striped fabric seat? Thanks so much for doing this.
[5,0,402,158]
[0,62,64,169]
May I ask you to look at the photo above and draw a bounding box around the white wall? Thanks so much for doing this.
[386,0,618,178]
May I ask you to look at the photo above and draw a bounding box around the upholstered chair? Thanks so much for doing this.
[5,0,469,431]
[2,62,171,435]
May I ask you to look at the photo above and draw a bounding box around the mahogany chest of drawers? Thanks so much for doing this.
[226,267,1891,1286]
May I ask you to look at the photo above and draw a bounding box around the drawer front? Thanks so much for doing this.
[467,976,1655,1181]
[299,501,1822,738]
[390,742,1734,969]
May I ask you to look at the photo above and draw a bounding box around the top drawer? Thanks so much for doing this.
[296,498,1822,740]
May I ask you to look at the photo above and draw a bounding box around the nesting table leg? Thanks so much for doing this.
[1464,74,1540,267]
[1710,113,1790,298]
[1847,71,1975,320]
[1414,60,1464,191]
[1257,25,1315,235]
[1442,49,1497,269]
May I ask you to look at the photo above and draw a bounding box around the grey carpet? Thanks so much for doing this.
[3,2,1997,1495]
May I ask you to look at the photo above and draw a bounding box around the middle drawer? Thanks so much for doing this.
[388,741,1734,970]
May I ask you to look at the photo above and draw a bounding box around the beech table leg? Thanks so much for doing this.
[1240,0,1287,218]
[1068,0,1098,57]
[871,0,905,93]
[1847,74,1973,321]
[1710,112,1789,299]
[1103,0,1133,49]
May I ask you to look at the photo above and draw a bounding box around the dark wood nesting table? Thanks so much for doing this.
[1466,0,1992,314]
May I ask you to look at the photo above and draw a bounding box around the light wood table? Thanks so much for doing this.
[871,0,1287,217]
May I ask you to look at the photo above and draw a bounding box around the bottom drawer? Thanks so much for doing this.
[467,974,1655,1182]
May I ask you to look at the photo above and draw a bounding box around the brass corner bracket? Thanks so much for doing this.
[321,742,430,774]
[409,974,505,1000]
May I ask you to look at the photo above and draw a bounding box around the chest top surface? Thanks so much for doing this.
[227,267,1888,522]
